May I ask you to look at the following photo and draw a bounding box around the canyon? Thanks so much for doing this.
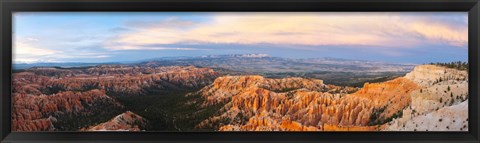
[12,66,219,131]
[11,57,468,132]
[194,65,468,131]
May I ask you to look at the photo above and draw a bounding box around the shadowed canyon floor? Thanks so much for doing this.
[12,63,468,131]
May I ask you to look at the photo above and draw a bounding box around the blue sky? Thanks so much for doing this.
[13,12,468,64]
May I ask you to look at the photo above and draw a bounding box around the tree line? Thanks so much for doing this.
[429,61,468,71]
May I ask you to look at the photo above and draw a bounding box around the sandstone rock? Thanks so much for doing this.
[12,66,218,131]
[81,111,148,131]
[385,100,468,131]
[198,65,468,132]
[405,65,467,87]
[384,65,468,131]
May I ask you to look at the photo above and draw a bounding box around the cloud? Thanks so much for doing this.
[125,17,198,29]
[13,12,467,64]
[47,52,111,59]
[14,42,56,56]
[409,21,467,47]
[13,36,113,63]
[13,37,59,63]
[145,47,211,50]
[103,41,212,50]
[109,27,131,33]
[105,13,467,50]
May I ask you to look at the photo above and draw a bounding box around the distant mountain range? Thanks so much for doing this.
[138,54,417,74]
[13,62,120,70]
[14,54,416,74]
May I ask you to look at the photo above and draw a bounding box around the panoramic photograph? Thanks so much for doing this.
[12,12,468,132]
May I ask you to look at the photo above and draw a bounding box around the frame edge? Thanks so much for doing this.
[1,0,480,143]
[469,1,480,141]
[1,0,5,141]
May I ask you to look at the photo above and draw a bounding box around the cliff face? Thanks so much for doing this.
[351,77,419,122]
[81,111,148,131]
[404,65,468,86]
[385,65,468,131]
[195,65,468,131]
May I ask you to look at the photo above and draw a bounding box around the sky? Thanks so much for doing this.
[13,12,468,64]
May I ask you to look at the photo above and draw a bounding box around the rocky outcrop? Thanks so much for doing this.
[81,111,148,131]
[404,65,467,87]
[384,65,468,131]
[351,77,419,122]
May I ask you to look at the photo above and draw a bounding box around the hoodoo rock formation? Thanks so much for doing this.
[12,89,122,131]
[12,63,468,132]
[194,65,468,131]
[12,66,220,131]
[15,66,219,96]
[351,77,419,123]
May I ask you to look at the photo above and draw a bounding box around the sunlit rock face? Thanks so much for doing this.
[404,65,468,87]
[350,77,419,122]
[195,65,468,131]
[194,76,414,131]
[81,111,148,131]
[196,75,326,106]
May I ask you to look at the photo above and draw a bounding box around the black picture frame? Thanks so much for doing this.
[1,0,479,143]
